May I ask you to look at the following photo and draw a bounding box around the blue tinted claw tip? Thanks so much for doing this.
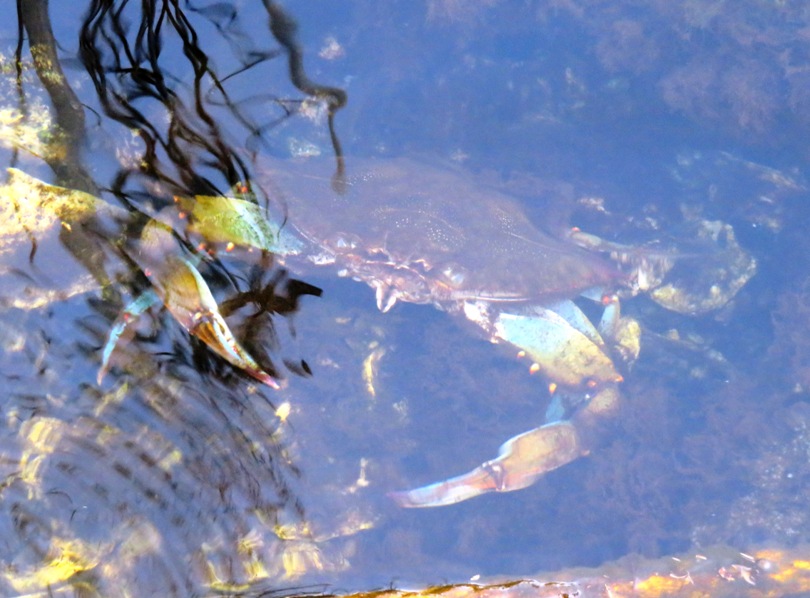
[97,290,160,384]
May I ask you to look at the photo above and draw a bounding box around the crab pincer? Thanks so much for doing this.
[101,219,282,389]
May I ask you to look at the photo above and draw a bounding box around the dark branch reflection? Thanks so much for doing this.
[0,0,346,593]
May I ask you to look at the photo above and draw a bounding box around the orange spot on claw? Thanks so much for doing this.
[529,363,541,375]
[548,382,557,395]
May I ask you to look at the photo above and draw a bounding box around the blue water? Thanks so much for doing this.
[1,1,809,595]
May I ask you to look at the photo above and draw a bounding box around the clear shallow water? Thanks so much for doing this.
[1,1,810,595]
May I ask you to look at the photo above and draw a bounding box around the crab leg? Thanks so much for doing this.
[100,220,282,389]
[392,301,627,507]
[389,421,582,507]
[391,385,619,507]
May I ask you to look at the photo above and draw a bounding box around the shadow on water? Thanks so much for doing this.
[2,1,810,597]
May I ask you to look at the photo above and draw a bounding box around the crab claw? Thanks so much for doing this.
[155,254,281,389]
[185,305,281,389]
[390,421,583,507]
[133,221,282,389]
[392,385,620,508]
[393,298,631,508]
[491,304,622,388]
[173,192,304,256]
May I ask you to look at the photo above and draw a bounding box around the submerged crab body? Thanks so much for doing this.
[258,157,651,506]
[263,157,624,312]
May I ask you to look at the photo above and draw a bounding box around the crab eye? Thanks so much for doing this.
[441,264,466,286]
[334,235,356,249]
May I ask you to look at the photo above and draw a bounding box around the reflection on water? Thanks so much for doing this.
[1,0,810,595]
[0,301,300,593]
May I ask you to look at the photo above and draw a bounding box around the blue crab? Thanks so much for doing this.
[252,155,754,507]
[6,157,753,509]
